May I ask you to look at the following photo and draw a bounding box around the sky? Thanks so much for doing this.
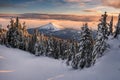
[0,0,119,15]
[0,0,120,29]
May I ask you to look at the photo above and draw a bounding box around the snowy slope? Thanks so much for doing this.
[0,36,120,80]
[39,22,63,31]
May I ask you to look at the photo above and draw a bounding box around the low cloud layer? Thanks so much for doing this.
[0,13,99,22]
[0,13,118,30]
[0,13,118,23]
[83,9,99,13]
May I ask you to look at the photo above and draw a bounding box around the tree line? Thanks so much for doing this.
[0,12,120,69]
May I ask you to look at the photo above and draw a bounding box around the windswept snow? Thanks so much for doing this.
[0,36,120,80]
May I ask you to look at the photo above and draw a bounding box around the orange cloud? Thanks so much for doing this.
[64,0,80,3]
[102,0,120,8]
[0,70,14,73]
[82,9,103,16]
[83,9,98,12]
[0,13,118,30]
[0,13,99,22]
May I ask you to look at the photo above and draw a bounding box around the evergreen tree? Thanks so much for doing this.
[66,41,76,66]
[71,23,93,69]
[53,39,60,59]
[38,33,46,55]
[0,26,6,45]
[47,36,54,57]
[108,16,113,35]
[92,12,109,65]
[98,12,109,39]
[30,29,40,56]
[59,40,64,59]
[57,40,61,59]
[22,22,29,51]
[61,40,69,60]
[114,14,120,38]
[6,17,24,48]
[44,39,48,56]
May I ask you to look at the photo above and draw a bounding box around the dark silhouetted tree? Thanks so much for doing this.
[114,14,120,38]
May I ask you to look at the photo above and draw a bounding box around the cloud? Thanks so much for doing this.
[102,0,120,8]
[0,13,99,22]
[0,0,42,8]
[0,3,29,8]
[63,0,102,8]
[0,0,68,8]
[64,0,92,3]
[23,13,100,22]
[0,13,118,30]
[64,0,82,3]
[83,9,98,12]
[0,3,17,8]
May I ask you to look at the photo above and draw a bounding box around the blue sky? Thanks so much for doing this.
[0,0,119,15]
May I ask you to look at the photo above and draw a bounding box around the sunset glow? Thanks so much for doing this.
[0,0,119,29]
[0,70,14,73]
[0,1,120,80]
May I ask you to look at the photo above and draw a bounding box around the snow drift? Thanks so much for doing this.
[0,36,120,80]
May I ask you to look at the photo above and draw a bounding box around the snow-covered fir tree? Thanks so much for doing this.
[59,40,63,59]
[99,12,109,39]
[30,29,40,56]
[46,36,54,57]
[52,38,60,59]
[6,18,15,47]
[39,33,46,55]
[38,33,43,55]
[44,38,48,56]
[57,40,61,59]
[66,40,77,66]
[114,14,120,38]
[61,40,69,60]
[92,12,109,65]
[108,16,113,35]
[66,39,78,65]
[22,22,30,51]
[69,23,93,69]
[6,17,30,50]
[6,17,24,48]
[0,26,7,45]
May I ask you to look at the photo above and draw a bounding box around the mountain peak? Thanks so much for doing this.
[48,22,54,25]
[39,22,63,31]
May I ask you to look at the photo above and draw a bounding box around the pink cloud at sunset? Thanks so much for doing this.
[0,14,118,30]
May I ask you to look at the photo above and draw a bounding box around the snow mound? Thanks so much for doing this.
[39,22,63,31]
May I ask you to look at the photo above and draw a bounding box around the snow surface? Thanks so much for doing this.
[0,36,120,80]
[39,23,63,31]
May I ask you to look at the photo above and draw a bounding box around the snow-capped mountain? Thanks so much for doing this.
[38,22,63,31]
[27,23,97,41]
